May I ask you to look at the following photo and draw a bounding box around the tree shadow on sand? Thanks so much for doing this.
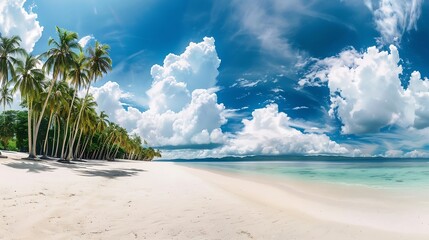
[4,161,57,173]
[76,168,146,179]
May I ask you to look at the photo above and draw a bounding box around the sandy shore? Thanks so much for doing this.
[0,151,428,239]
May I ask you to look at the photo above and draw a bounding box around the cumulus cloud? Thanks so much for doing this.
[364,0,423,45]
[384,149,429,158]
[301,44,429,136]
[219,104,349,155]
[0,0,43,52]
[91,37,227,147]
[90,37,350,158]
[78,35,94,48]
[160,104,350,159]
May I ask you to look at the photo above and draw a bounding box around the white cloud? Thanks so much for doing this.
[91,37,227,147]
[148,37,220,113]
[384,149,403,157]
[219,104,349,155]
[90,37,350,157]
[160,104,350,159]
[292,106,309,110]
[0,0,43,52]
[403,150,429,158]
[384,149,429,158]
[135,88,227,146]
[230,78,262,88]
[365,0,423,45]
[230,0,299,60]
[78,35,94,48]
[301,44,429,136]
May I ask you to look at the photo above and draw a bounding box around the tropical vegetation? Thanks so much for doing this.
[0,28,161,161]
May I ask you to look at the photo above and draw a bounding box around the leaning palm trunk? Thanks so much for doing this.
[66,121,79,159]
[31,110,37,156]
[112,142,121,160]
[51,115,57,157]
[74,129,82,157]
[26,97,34,158]
[97,133,113,160]
[79,133,92,159]
[30,79,57,159]
[73,128,83,160]
[60,87,77,160]
[54,117,61,158]
[97,139,108,160]
[41,110,54,158]
[67,84,90,160]
[107,143,115,159]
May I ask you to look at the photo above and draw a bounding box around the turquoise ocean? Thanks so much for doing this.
[173,157,429,191]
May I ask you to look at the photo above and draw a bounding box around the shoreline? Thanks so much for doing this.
[1,152,428,239]
[180,163,429,236]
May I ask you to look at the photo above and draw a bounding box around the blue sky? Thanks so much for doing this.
[3,0,429,158]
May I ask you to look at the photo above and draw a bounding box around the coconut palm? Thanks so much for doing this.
[63,52,90,160]
[0,36,25,156]
[0,82,13,152]
[0,35,26,86]
[69,41,111,160]
[74,95,97,159]
[41,81,68,158]
[41,27,80,160]
[0,82,13,112]
[91,111,109,159]
[13,54,44,158]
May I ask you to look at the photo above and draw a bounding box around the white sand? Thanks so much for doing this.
[0,151,428,239]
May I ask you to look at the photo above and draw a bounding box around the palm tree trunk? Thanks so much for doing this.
[66,121,79,160]
[79,133,91,159]
[32,111,37,156]
[97,134,112,160]
[0,103,5,154]
[55,116,61,158]
[51,115,56,157]
[108,136,120,160]
[42,110,54,158]
[95,136,108,159]
[73,129,83,160]
[26,98,34,158]
[32,78,57,159]
[113,142,121,160]
[67,84,90,160]
[61,86,77,160]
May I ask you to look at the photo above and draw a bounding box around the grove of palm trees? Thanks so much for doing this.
[0,27,161,162]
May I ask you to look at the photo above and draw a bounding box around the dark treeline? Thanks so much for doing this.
[0,27,160,161]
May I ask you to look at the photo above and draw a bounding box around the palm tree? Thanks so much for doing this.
[41,27,80,161]
[69,41,111,160]
[74,95,97,159]
[0,82,13,112]
[0,82,13,153]
[91,111,109,159]
[41,81,68,158]
[64,52,89,160]
[0,35,25,157]
[13,54,44,158]
[0,35,26,86]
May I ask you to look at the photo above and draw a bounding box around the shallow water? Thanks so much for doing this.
[179,158,429,191]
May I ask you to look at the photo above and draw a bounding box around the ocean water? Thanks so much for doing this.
[177,157,429,190]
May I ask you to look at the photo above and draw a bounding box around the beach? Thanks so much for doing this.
[1,151,428,239]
